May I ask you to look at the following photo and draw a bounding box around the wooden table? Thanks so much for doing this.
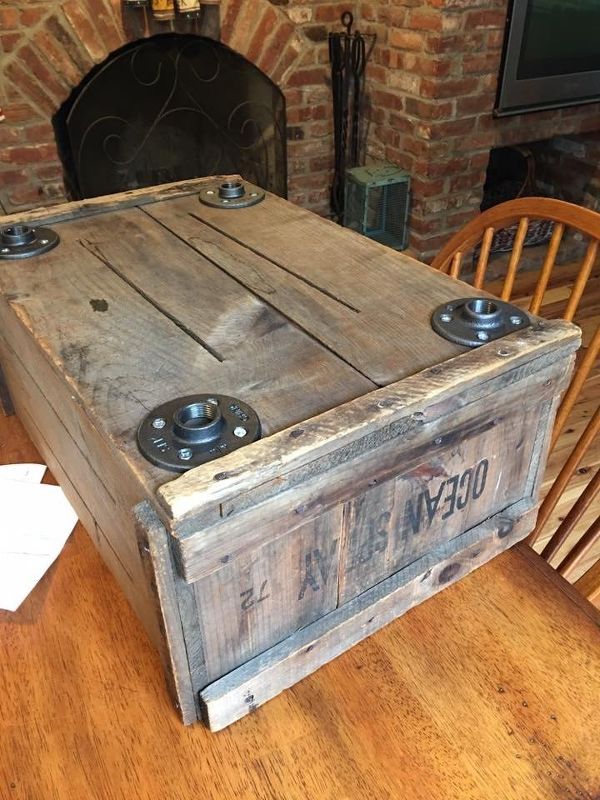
[1,413,599,800]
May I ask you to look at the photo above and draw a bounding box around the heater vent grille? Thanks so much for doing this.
[343,166,410,250]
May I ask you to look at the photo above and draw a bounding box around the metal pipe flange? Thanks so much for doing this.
[137,394,261,472]
[0,223,59,260]
[431,297,530,347]
[199,179,265,209]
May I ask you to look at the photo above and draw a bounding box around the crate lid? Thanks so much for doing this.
[0,177,578,513]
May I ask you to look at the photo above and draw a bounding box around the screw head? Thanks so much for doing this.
[222,199,230,204]
[206,190,214,195]
[152,417,166,429]
[1,247,9,253]
[477,331,489,341]
[510,315,523,325]
[178,448,193,461]
[234,426,247,438]
[440,313,452,323]
[39,238,49,245]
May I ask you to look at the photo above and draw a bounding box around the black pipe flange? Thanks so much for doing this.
[137,394,261,472]
[199,179,265,209]
[431,297,530,348]
[0,223,59,260]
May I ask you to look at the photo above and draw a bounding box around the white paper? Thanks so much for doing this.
[0,473,78,612]
[0,463,46,484]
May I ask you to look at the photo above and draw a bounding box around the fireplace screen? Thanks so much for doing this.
[53,34,287,200]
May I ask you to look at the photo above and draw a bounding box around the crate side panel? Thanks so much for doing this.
[339,401,540,602]
[195,506,343,683]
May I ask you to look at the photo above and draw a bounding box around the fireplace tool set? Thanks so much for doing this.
[329,12,376,222]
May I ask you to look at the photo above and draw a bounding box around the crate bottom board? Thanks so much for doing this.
[180,498,536,730]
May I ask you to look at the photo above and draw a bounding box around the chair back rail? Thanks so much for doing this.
[432,197,600,599]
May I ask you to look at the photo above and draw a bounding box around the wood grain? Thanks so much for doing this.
[1,411,598,800]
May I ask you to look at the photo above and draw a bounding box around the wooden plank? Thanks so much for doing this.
[69,206,374,432]
[161,322,579,530]
[200,499,537,731]
[0,332,163,647]
[135,502,198,724]
[0,175,224,227]
[148,192,472,385]
[196,506,343,682]
[0,359,14,415]
[174,362,563,584]
[338,402,539,602]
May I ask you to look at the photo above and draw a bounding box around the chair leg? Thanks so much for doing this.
[0,361,14,416]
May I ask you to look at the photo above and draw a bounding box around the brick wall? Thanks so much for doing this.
[360,0,600,259]
[0,0,355,216]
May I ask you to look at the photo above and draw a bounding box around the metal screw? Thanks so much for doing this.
[250,192,258,197]
[510,315,523,325]
[39,239,49,245]
[178,448,193,460]
[222,199,230,204]
[206,190,214,195]
[1,247,9,253]
[477,331,489,341]
[152,417,166,429]
[207,397,218,405]
[440,313,452,323]
[234,426,247,438]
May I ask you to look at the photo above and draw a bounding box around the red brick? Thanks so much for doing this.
[465,9,505,29]
[421,76,479,99]
[0,32,21,52]
[18,44,70,105]
[456,93,494,116]
[285,67,327,88]
[246,6,278,65]
[0,7,19,28]
[0,168,29,188]
[32,30,83,89]
[257,20,295,77]
[405,98,453,121]
[19,7,46,26]
[62,0,106,62]
[220,0,243,42]
[6,62,56,117]
[389,29,427,51]
[0,144,58,165]
[408,9,443,32]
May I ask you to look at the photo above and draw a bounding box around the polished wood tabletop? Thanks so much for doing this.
[1,412,599,800]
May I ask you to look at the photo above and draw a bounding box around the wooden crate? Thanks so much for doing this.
[0,177,579,730]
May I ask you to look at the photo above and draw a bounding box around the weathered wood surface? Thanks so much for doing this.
[0,175,222,227]
[200,498,537,731]
[0,181,582,732]
[2,412,599,800]
[162,322,579,531]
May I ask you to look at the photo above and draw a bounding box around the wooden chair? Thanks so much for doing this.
[431,197,600,603]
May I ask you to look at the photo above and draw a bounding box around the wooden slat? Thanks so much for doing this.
[551,325,600,448]
[449,251,462,279]
[200,500,536,731]
[541,467,600,563]
[528,222,564,315]
[564,240,599,321]
[558,514,600,580]
[159,319,579,526]
[473,226,494,289]
[500,216,528,301]
[147,192,475,385]
[529,406,600,545]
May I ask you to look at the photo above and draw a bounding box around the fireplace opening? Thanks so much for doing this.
[53,33,287,201]
[474,136,600,278]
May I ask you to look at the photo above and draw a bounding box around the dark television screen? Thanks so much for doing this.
[495,0,600,115]
[518,0,600,80]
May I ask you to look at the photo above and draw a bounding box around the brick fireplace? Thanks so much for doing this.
[1,0,600,261]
